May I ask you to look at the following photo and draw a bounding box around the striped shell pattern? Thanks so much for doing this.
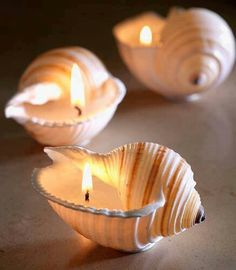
[114,8,235,99]
[5,47,126,146]
[19,47,110,98]
[156,8,235,97]
[32,142,205,252]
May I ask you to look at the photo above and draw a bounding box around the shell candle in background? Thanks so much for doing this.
[5,47,126,146]
[113,8,235,100]
[32,142,205,252]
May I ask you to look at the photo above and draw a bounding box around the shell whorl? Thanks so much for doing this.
[156,8,235,96]
[113,8,235,98]
[19,47,110,98]
[44,142,204,238]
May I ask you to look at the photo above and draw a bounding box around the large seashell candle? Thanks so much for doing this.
[5,47,126,146]
[32,142,205,252]
[113,8,235,100]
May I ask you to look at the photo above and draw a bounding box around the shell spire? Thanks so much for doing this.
[158,8,235,97]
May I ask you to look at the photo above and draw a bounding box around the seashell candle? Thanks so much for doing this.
[5,47,126,146]
[32,142,205,252]
[113,8,235,100]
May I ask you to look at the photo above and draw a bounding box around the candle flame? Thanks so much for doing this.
[70,64,85,108]
[140,26,152,45]
[82,163,93,193]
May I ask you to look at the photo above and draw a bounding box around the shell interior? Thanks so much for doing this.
[9,77,124,125]
[113,12,165,47]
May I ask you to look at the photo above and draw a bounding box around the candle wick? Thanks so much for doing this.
[74,106,82,116]
[85,190,90,202]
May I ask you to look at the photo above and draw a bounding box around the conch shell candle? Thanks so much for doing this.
[113,8,235,100]
[5,47,126,146]
[32,142,205,252]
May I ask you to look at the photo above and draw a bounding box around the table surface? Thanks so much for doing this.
[0,2,236,270]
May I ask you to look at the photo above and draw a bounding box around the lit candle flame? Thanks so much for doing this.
[82,163,93,198]
[70,64,85,108]
[140,25,152,45]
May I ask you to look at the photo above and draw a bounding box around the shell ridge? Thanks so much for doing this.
[33,142,204,251]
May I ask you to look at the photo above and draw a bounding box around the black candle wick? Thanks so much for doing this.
[74,106,82,116]
[85,190,90,202]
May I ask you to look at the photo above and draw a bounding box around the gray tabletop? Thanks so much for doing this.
[0,2,236,270]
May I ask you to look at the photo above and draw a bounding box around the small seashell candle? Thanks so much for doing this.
[113,8,235,100]
[5,47,126,146]
[32,142,205,252]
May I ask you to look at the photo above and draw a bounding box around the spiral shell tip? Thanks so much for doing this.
[195,205,206,224]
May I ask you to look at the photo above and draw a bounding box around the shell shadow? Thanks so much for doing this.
[68,239,171,270]
[0,122,44,164]
[119,90,168,114]
[0,214,178,270]
[68,243,125,268]
[118,88,195,116]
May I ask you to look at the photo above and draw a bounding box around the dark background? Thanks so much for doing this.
[0,1,236,103]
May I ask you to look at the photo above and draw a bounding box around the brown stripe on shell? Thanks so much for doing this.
[126,143,145,209]
[19,50,93,92]
[20,64,71,84]
[38,50,90,72]
[119,146,125,176]
[73,47,106,70]
[103,155,112,186]
[164,158,186,235]
[118,146,126,198]
[160,160,183,236]
[142,146,167,206]
[41,49,100,89]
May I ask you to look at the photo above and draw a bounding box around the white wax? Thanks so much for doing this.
[114,12,165,47]
[21,80,119,122]
[75,173,124,210]
[40,162,124,210]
